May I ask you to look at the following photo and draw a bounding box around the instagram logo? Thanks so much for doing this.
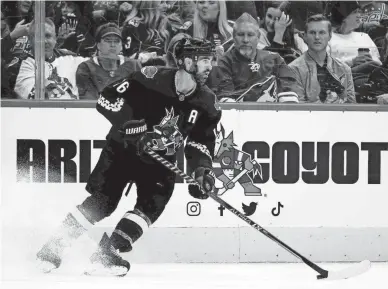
[186,202,201,216]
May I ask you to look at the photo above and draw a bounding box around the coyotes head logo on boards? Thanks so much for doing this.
[213,124,263,196]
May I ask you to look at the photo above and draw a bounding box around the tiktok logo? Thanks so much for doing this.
[271,202,284,217]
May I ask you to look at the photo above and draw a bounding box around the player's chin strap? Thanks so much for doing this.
[144,147,371,281]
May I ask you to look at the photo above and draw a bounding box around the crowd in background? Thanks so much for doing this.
[2,0,388,104]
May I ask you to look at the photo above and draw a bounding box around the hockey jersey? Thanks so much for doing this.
[14,49,88,99]
[97,66,222,171]
[76,55,141,100]
[212,47,300,102]
[121,19,173,58]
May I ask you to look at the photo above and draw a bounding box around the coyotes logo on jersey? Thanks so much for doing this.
[144,107,184,156]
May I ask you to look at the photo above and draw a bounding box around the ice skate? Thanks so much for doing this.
[36,238,66,273]
[84,233,130,277]
[36,212,90,273]
[241,181,262,196]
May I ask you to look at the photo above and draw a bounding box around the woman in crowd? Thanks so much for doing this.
[76,23,141,100]
[328,1,382,91]
[3,1,33,31]
[2,1,34,58]
[88,1,134,29]
[121,0,174,65]
[166,0,195,23]
[257,1,307,64]
[329,1,382,67]
[54,1,95,57]
[181,0,233,56]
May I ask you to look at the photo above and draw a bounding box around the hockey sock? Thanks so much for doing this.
[77,193,120,224]
[50,207,93,246]
[109,209,152,253]
[37,208,93,266]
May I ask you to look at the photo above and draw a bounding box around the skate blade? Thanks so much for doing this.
[84,263,129,277]
[36,260,58,274]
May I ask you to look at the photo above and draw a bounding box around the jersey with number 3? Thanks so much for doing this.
[97,67,222,170]
[121,20,173,57]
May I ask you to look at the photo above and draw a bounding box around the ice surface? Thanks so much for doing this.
[1,262,387,289]
[1,231,387,289]
[1,184,387,289]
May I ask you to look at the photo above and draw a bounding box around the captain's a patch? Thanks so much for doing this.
[141,66,158,79]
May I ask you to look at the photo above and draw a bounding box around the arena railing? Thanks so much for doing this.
[1,99,388,112]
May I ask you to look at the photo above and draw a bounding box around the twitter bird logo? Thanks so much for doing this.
[242,202,258,216]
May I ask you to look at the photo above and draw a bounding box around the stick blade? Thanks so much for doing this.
[318,260,371,281]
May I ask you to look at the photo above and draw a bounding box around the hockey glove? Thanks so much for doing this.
[118,119,148,155]
[188,167,215,200]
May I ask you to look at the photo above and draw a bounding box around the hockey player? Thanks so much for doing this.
[36,35,221,276]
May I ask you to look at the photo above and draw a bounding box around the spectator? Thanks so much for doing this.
[2,10,22,99]
[90,1,133,28]
[54,1,95,57]
[328,1,382,91]
[289,14,356,103]
[1,14,30,63]
[3,1,34,58]
[76,23,141,100]
[2,1,57,91]
[1,14,31,93]
[329,1,382,66]
[166,0,195,23]
[257,1,307,64]
[180,0,233,56]
[121,0,174,65]
[14,18,88,100]
[159,1,192,34]
[357,1,388,56]
[285,1,326,32]
[211,13,299,103]
[226,1,257,22]
[3,1,33,31]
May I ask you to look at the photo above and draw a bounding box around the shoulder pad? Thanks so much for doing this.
[141,66,158,79]
[179,21,192,30]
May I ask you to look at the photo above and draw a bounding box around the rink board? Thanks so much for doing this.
[1,107,388,262]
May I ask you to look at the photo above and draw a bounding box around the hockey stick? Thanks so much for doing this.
[145,149,371,280]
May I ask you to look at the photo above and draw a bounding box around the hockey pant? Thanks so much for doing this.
[77,138,176,252]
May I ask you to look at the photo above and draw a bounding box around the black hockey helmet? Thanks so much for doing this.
[173,36,216,67]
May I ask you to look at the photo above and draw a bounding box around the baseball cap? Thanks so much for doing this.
[96,24,122,42]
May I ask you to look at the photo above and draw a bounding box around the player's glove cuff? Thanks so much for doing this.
[118,119,148,154]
